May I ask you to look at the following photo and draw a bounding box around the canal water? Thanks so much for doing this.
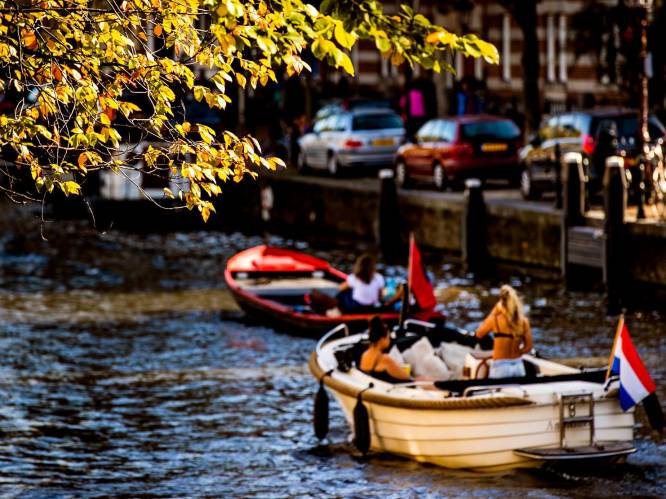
[0,206,665,497]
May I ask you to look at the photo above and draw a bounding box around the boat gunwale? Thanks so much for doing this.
[309,351,533,410]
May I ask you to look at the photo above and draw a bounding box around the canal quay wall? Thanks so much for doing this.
[250,173,666,288]
[56,170,666,287]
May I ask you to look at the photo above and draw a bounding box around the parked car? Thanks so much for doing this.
[394,115,522,190]
[297,109,405,175]
[313,98,393,122]
[518,108,666,200]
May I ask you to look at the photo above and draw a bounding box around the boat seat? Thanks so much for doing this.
[463,351,492,379]
[239,277,340,297]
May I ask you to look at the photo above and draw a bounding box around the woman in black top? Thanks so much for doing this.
[359,316,413,384]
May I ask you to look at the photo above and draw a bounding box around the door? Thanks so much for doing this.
[405,120,438,177]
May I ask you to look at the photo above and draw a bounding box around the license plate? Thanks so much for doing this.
[372,138,395,146]
[481,143,508,152]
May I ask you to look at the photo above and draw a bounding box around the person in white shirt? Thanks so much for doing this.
[337,254,401,313]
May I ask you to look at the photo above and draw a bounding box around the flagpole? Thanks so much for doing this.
[399,233,415,333]
[605,314,624,380]
[407,232,414,291]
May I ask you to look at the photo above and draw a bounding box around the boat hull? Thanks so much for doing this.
[225,246,443,337]
[310,329,636,472]
[230,285,402,336]
[331,391,634,471]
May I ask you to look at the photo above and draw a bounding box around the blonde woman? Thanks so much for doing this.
[475,285,533,378]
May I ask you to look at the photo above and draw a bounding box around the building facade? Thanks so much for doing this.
[343,0,653,121]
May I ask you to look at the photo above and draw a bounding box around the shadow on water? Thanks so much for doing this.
[0,204,664,497]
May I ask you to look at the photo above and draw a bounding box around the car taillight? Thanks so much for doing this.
[344,139,363,149]
[582,134,595,155]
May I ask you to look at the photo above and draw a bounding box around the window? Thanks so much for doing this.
[502,14,511,81]
[591,115,666,142]
[558,15,567,82]
[416,120,436,142]
[331,114,347,132]
[439,121,456,142]
[574,114,592,136]
[461,121,521,140]
[557,114,577,138]
[352,113,403,131]
[547,15,555,82]
[540,116,559,140]
[313,118,328,134]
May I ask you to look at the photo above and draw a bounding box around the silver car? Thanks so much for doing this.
[297,109,405,175]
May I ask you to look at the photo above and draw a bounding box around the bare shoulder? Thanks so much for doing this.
[379,352,400,370]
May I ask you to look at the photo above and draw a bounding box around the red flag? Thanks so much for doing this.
[408,235,436,311]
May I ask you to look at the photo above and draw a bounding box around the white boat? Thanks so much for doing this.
[309,320,636,472]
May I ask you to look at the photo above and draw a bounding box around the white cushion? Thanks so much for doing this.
[401,337,435,367]
[415,354,451,379]
[438,342,475,377]
[401,337,451,379]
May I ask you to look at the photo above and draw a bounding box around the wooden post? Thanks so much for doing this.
[554,143,563,209]
[603,156,627,316]
[561,152,585,283]
[462,178,487,276]
[378,168,402,263]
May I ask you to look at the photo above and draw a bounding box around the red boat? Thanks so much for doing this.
[224,245,444,336]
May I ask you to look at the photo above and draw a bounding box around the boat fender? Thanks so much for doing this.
[642,393,665,434]
[314,370,333,440]
[353,384,374,455]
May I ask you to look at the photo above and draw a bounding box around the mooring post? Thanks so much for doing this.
[603,156,627,316]
[462,178,487,276]
[378,168,402,263]
[561,152,585,283]
[554,143,563,209]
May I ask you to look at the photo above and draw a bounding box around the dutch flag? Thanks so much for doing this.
[608,318,656,412]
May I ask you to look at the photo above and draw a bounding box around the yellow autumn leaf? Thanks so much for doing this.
[426,30,457,46]
[21,30,38,50]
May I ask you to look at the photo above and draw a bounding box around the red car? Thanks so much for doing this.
[395,115,522,189]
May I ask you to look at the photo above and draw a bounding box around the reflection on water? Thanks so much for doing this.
[0,206,664,496]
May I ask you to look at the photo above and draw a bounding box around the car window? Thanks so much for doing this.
[591,114,666,142]
[540,116,559,140]
[331,114,347,132]
[461,120,521,140]
[352,113,403,131]
[430,120,444,141]
[313,117,328,133]
[558,114,580,138]
[439,121,456,142]
[416,120,436,142]
[574,113,591,135]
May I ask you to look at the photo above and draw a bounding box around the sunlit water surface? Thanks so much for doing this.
[0,208,664,497]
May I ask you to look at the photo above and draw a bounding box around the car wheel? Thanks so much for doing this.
[327,152,339,176]
[520,167,540,200]
[395,160,411,188]
[433,162,447,191]
[296,150,309,173]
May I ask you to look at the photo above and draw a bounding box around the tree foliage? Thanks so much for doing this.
[0,0,497,220]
